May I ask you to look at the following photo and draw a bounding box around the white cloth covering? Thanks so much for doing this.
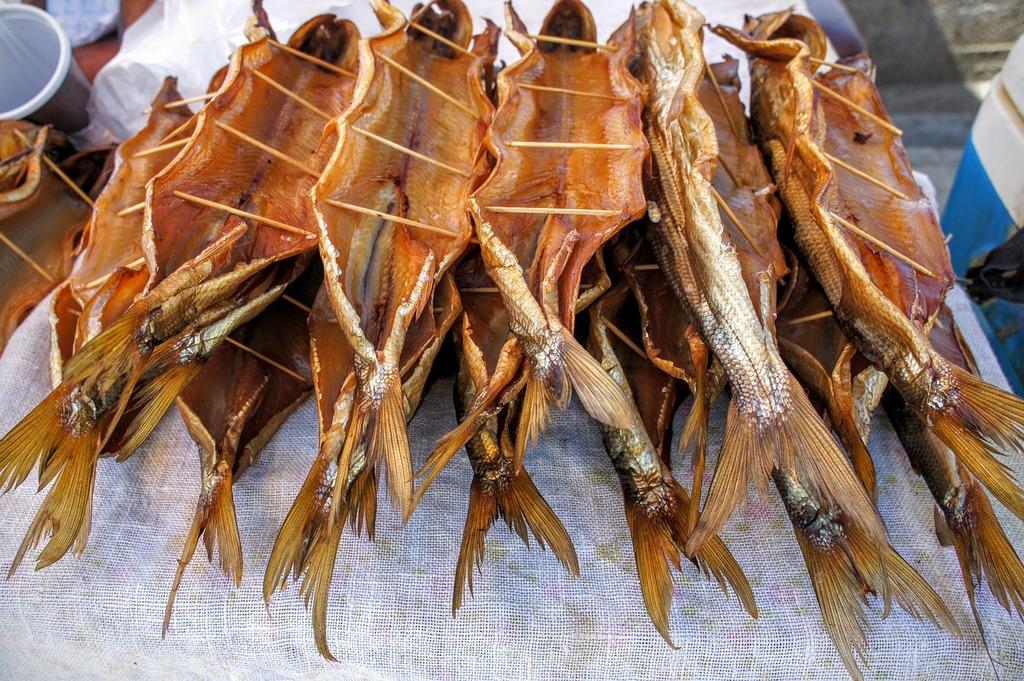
[1,1,1022,679]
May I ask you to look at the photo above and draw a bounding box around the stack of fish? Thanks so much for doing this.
[0,1,1022,677]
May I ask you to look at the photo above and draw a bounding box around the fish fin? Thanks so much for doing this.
[0,383,83,493]
[164,462,241,636]
[933,505,955,547]
[346,464,377,541]
[61,309,145,380]
[453,463,578,615]
[514,373,551,472]
[412,413,482,516]
[791,529,870,681]
[559,326,632,429]
[366,375,412,520]
[300,514,344,662]
[10,444,97,575]
[109,361,202,462]
[679,380,710,535]
[926,364,1024,522]
[884,545,962,636]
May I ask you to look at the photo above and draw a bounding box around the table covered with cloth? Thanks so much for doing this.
[1,0,1022,679]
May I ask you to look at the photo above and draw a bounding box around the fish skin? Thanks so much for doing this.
[633,0,884,561]
[715,11,1024,526]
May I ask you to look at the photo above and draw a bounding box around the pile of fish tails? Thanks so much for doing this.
[0,0,1022,676]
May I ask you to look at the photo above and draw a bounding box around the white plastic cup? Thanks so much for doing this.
[0,4,90,132]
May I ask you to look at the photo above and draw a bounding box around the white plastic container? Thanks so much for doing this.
[0,4,90,132]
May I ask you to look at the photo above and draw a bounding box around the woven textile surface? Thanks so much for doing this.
[2,1,1023,679]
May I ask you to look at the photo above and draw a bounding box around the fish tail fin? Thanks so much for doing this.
[10,442,97,575]
[346,464,378,541]
[0,383,84,494]
[884,544,962,636]
[453,462,578,615]
[514,372,552,471]
[109,360,202,462]
[625,476,755,646]
[679,380,711,535]
[163,462,242,636]
[558,326,632,429]
[413,408,486,515]
[925,363,1024,522]
[365,373,412,520]
[300,516,344,662]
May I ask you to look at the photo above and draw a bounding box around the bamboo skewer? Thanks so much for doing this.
[710,186,768,258]
[253,71,332,121]
[214,122,320,177]
[601,315,648,361]
[506,141,632,150]
[0,231,53,282]
[824,152,911,200]
[809,57,860,74]
[268,39,357,78]
[704,62,741,139]
[482,205,619,217]
[461,287,499,293]
[632,263,661,272]
[155,92,216,111]
[518,83,625,101]
[155,119,195,146]
[132,138,189,159]
[787,309,835,325]
[349,126,469,177]
[326,200,456,237]
[81,257,147,290]
[225,336,308,383]
[116,202,145,217]
[374,51,477,117]
[829,212,935,277]
[174,191,313,237]
[408,22,474,57]
[528,34,617,51]
[14,130,94,207]
[281,294,312,313]
[811,81,903,136]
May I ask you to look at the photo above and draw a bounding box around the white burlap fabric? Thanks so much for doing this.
[2,1,1022,679]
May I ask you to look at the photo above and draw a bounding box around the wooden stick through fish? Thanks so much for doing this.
[174,191,314,237]
[116,202,145,217]
[374,51,477,117]
[214,122,320,178]
[709,186,768,258]
[824,152,911,200]
[527,34,617,51]
[268,39,357,78]
[224,336,308,383]
[156,119,195,146]
[808,57,861,74]
[132,138,189,159]
[829,211,935,277]
[81,257,146,290]
[810,81,903,136]
[461,287,499,293]
[0,230,53,282]
[519,83,626,101]
[704,62,740,139]
[252,71,332,121]
[408,22,474,57]
[632,263,661,272]
[600,315,648,361]
[144,92,216,113]
[349,126,470,177]
[506,141,632,150]
[482,205,619,217]
[281,294,312,313]
[787,309,834,325]
[325,199,456,237]
[14,130,94,207]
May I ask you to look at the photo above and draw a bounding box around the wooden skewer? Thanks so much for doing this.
[518,83,625,101]
[349,126,469,177]
[268,39,357,78]
[173,191,313,237]
[82,256,147,290]
[528,34,617,51]
[326,199,456,237]
[482,205,619,217]
[829,212,935,277]
[787,309,834,325]
[600,315,648,361]
[215,122,319,177]
[253,71,332,121]
[811,81,903,136]
[824,152,911,200]
[281,294,312,313]
[808,57,860,74]
[704,62,740,139]
[632,263,661,272]
[374,51,477,117]
[506,141,632,150]
[710,186,768,258]
[461,287,498,293]
[161,92,216,110]
[0,231,53,281]
[156,119,195,146]
[408,22,474,57]
[132,137,189,159]
[14,130,94,207]
[116,202,145,217]
[225,336,308,383]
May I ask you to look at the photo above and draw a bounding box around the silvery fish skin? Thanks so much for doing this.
[633,0,883,564]
[716,11,1024,529]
